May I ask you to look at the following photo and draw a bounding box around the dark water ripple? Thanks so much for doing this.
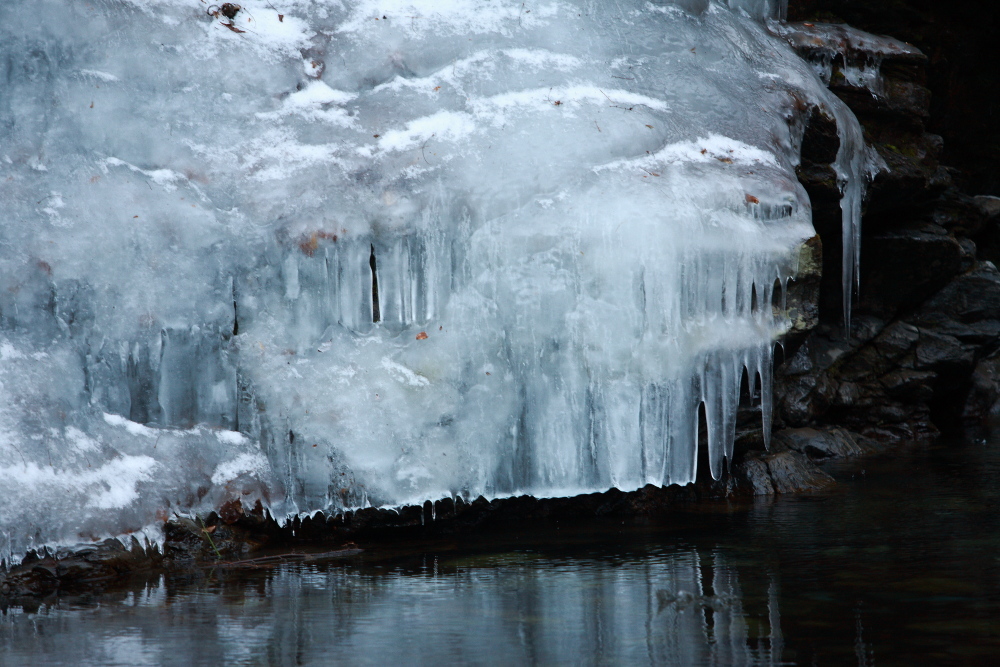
[3,438,999,665]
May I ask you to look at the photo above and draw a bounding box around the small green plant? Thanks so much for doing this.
[198,516,223,559]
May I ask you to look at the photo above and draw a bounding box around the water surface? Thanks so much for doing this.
[3,438,999,665]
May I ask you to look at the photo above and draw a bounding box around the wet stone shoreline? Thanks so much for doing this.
[1,424,872,602]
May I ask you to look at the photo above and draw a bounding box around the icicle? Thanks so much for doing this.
[760,345,774,448]
[827,97,869,335]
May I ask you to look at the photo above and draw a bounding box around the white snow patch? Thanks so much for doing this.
[79,69,119,82]
[211,453,270,485]
[103,412,159,438]
[381,357,431,387]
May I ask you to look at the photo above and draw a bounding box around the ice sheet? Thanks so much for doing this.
[0,0,867,563]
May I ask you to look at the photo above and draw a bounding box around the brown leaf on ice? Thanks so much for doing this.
[220,3,241,19]
[299,236,319,256]
[416,331,428,340]
[219,498,244,524]
[298,231,338,256]
[745,194,759,204]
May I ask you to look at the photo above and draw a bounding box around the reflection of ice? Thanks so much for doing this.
[0,0,870,561]
[0,550,784,665]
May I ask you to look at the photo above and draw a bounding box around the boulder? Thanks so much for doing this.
[774,427,872,459]
[963,351,1000,423]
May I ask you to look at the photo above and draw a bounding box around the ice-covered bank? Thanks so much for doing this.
[0,0,870,563]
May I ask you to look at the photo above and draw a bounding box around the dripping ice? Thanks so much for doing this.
[0,0,868,562]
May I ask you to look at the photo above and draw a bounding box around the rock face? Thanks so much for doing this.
[789,0,1000,197]
[768,20,1000,444]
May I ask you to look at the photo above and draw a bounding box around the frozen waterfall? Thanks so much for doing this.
[0,0,868,562]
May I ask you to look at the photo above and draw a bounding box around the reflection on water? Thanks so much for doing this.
[3,437,1000,665]
[0,551,784,666]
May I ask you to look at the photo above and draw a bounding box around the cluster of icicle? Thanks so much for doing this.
[0,0,872,563]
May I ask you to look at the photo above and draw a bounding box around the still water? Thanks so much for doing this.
[3,438,999,665]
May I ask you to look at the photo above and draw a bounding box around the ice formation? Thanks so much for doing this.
[0,0,868,561]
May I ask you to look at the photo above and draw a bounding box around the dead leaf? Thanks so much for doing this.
[219,498,244,524]
[222,21,245,33]
[745,194,759,204]
[220,3,241,19]
[299,235,319,256]
[278,14,283,22]
[416,331,428,340]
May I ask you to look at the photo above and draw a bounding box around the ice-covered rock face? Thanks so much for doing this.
[0,0,865,561]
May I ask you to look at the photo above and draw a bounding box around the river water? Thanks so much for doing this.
[3,437,999,665]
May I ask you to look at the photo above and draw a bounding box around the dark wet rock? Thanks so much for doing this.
[974,195,1000,221]
[930,189,989,238]
[725,430,845,496]
[915,263,1000,323]
[859,227,962,315]
[913,330,974,372]
[765,451,836,493]
[785,235,823,349]
[735,448,835,495]
[773,427,874,459]
[879,369,936,402]
[865,142,949,219]
[734,456,774,495]
[788,1,1000,196]
[0,538,163,599]
[799,106,840,165]
[872,321,920,359]
[769,18,1000,441]
[963,350,1000,423]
